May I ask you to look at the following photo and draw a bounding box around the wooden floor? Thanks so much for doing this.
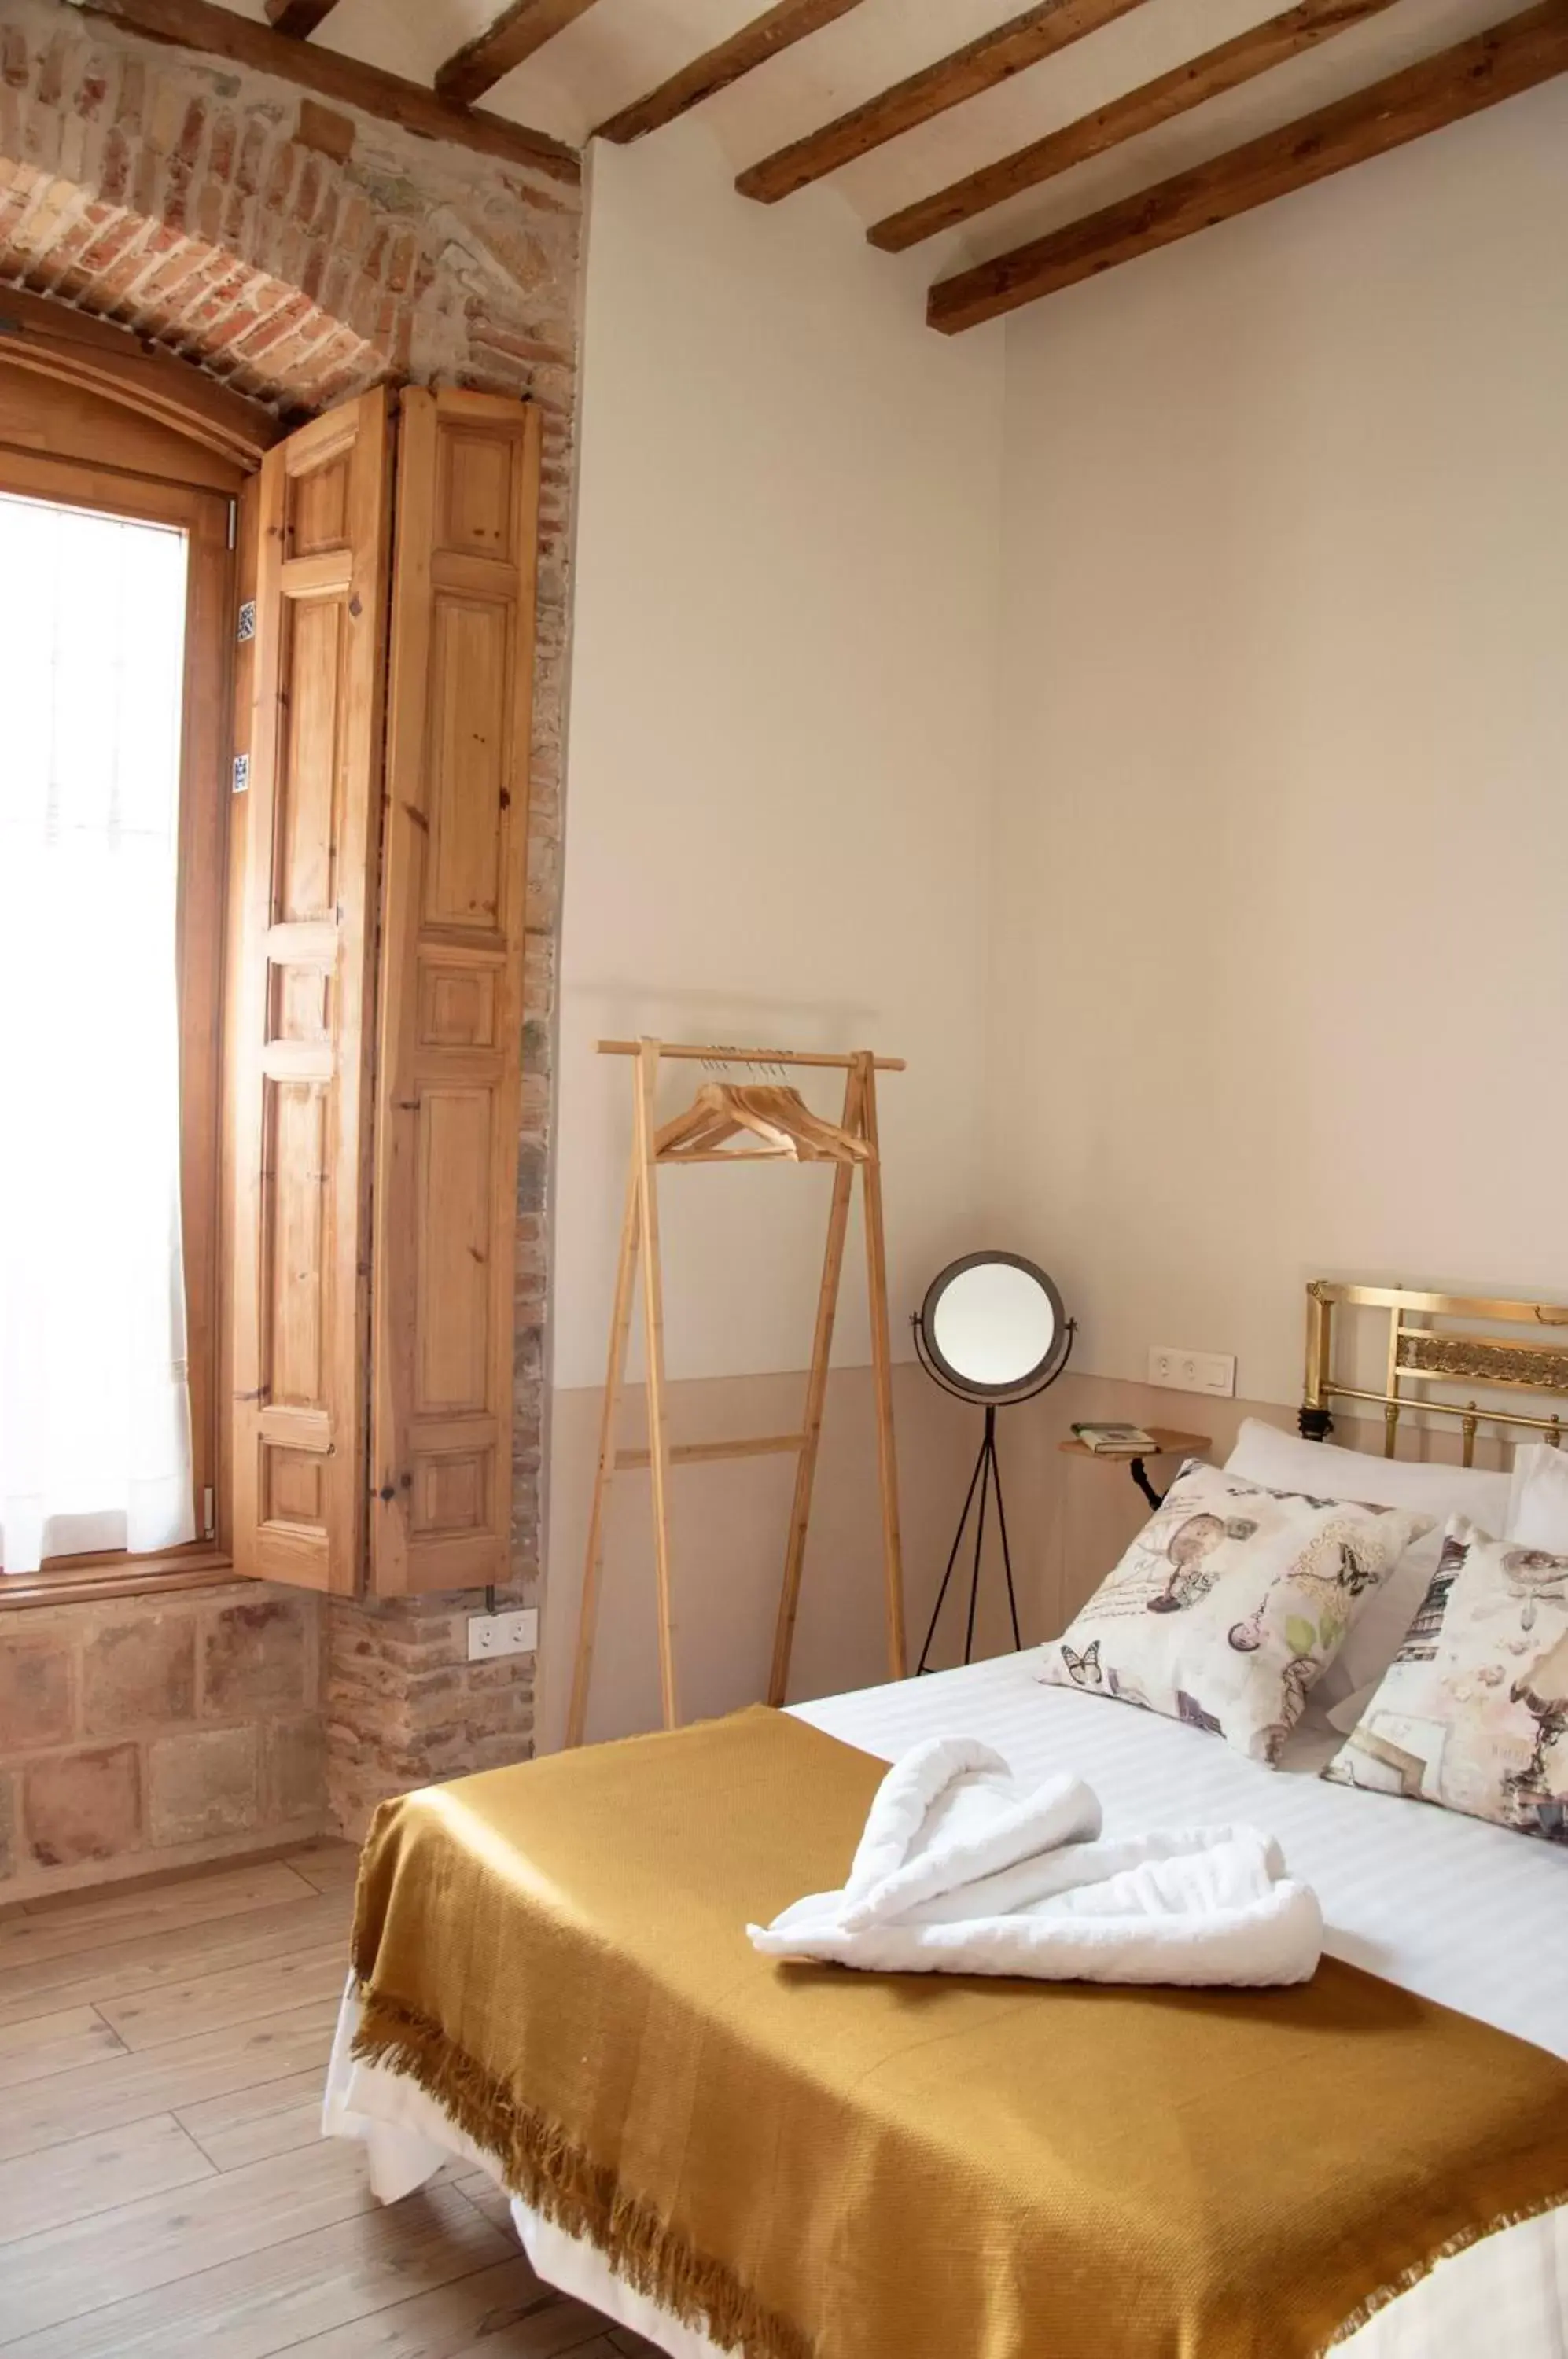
[0,1842,662,2359]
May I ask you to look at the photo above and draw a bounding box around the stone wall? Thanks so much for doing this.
[324,1595,536,1839]
[0,0,583,1854]
[0,1581,322,1901]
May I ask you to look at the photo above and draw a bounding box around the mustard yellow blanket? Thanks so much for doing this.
[351,1706,1568,2359]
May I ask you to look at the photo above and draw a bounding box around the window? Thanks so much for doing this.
[0,432,234,1601]
[0,362,539,1605]
[0,491,192,1568]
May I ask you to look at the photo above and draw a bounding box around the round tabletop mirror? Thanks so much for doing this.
[918,1253,1069,1404]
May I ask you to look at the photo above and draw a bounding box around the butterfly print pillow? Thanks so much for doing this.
[1323,1517,1568,1844]
[1037,1460,1430,1764]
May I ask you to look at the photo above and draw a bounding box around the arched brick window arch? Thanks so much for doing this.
[0,9,578,416]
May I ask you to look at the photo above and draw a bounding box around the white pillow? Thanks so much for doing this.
[1224,1418,1513,1523]
[1505,1444,1568,1554]
[1038,1459,1430,1765]
[1223,1420,1511,1705]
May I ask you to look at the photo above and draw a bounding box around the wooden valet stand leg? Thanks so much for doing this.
[565,1151,642,1749]
[857,1052,907,1678]
[635,1039,681,1730]
[768,1062,863,1707]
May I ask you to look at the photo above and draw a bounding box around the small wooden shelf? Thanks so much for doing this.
[1058,1426,1211,1464]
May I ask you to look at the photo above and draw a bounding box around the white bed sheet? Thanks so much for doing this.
[326,1653,1568,2357]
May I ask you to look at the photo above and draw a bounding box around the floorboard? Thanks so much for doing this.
[281,1840,362,1894]
[285,2254,620,2359]
[0,2136,382,2341]
[0,2114,215,2244]
[0,1998,341,2162]
[0,2004,125,2087]
[450,2167,516,2239]
[0,1846,663,2359]
[0,2184,512,2359]
[0,1863,315,1967]
[96,1940,351,2050]
[0,1890,353,2030]
[176,2066,335,2170]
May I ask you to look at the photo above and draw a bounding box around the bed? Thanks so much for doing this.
[327,1658,1568,2357]
[326,1283,1568,2357]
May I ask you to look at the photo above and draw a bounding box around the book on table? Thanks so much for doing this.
[1070,1421,1159,1455]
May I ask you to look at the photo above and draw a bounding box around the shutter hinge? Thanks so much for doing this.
[202,1485,216,1542]
[226,499,237,551]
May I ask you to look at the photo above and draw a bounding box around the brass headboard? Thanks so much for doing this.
[1302,1281,1568,1464]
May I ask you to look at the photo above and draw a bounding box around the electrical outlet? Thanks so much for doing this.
[467,1606,538,1662]
[1148,1347,1236,1397]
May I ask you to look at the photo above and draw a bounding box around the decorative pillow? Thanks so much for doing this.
[1223,1419,1512,1708]
[1323,1518,1568,1845]
[1037,1460,1431,1765]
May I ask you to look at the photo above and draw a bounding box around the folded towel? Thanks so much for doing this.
[747,1735,1322,1986]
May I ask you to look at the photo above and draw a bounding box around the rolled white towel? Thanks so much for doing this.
[838,1735,1100,1934]
[748,1739,1323,1988]
[900,1823,1286,1923]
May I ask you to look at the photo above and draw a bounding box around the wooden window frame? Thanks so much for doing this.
[0,438,237,1610]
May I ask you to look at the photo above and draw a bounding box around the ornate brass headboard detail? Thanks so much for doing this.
[1302,1281,1568,1465]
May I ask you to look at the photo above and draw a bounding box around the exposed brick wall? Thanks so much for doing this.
[0,1582,322,1901]
[324,1596,536,1838]
[1,0,583,1848]
[0,0,580,411]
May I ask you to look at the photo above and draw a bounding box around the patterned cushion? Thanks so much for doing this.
[1323,1517,1568,1845]
[1037,1460,1430,1765]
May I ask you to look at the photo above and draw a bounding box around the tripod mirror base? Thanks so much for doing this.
[916,1403,1021,1673]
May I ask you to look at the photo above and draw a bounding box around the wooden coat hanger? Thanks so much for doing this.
[567,1039,905,1746]
[655,1080,873,1165]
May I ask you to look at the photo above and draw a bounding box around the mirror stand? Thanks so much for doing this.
[915,1402,1020,1673]
[911,1253,1075,1672]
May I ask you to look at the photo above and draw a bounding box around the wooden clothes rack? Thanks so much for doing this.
[566,1039,907,1745]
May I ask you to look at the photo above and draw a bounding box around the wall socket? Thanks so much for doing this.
[466,1606,539,1662]
[1148,1346,1236,1397]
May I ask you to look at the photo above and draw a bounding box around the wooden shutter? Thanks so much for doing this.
[230,391,393,1593]
[369,390,540,1595]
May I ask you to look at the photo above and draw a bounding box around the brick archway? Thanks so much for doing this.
[0,7,577,416]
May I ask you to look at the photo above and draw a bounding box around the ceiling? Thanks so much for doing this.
[212,0,1539,291]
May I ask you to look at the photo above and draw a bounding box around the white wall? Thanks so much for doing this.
[988,83,1568,1413]
[546,86,1568,1736]
[553,125,1005,1394]
[542,124,1006,1739]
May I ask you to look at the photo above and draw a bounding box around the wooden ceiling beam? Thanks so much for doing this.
[75,0,579,181]
[436,0,602,109]
[263,0,341,39]
[736,0,1156,204]
[872,0,1401,252]
[927,1,1568,332]
[595,0,871,146]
